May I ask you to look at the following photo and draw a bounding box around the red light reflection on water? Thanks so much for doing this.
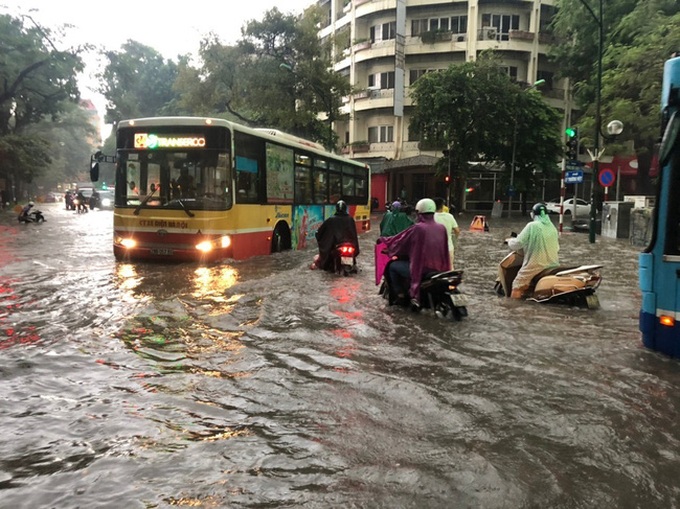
[329,281,364,363]
[0,274,42,349]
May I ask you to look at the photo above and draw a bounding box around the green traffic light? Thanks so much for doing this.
[565,127,577,138]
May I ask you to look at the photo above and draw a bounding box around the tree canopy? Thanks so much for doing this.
[96,40,180,124]
[0,13,89,199]
[551,0,680,190]
[409,57,562,209]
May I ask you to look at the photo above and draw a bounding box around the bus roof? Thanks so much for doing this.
[116,116,365,167]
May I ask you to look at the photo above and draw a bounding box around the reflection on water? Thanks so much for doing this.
[1,205,680,508]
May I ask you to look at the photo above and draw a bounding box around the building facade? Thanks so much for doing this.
[315,0,575,212]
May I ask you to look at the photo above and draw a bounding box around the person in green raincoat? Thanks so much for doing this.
[380,201,414,237]
[506,202,560,299]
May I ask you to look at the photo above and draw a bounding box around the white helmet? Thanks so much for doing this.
[28,201,34,206]
[415,198,436,214]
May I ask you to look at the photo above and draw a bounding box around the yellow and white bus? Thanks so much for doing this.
[90,117,371,262]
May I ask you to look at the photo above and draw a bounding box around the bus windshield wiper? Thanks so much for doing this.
[177,199,195,217]
[133,186,159,215]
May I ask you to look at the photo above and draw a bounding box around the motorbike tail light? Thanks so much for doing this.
[340,245,355,255]
[660,315,675,327]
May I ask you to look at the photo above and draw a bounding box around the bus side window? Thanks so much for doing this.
[329,172,342,204]
[236,169,259,203]
[295,165,312,204]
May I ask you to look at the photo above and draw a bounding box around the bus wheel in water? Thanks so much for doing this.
[271,223,291,253]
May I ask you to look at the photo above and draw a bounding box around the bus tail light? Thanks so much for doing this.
[660,315,675,327]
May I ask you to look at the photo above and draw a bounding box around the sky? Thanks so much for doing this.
[1,0,313,130]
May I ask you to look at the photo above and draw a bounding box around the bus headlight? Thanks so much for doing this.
[220,235,231,248]
[196,240,213,253]
[120,237,137,249]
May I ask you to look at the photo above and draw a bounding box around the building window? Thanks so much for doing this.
[409,69,427,85]
[370,22,396,42]
[411,19,428,36]
[482,14,520,41]
[368,125,394,143]
[368,71,396,90]
[499,66,518,81]
[451,16,468,34]
[537,70,554,89]
[412,16,467,35]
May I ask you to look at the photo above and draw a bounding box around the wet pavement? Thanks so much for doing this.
[0,202,679,508]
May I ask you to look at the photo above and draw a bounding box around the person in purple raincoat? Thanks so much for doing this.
[378,198,450,309]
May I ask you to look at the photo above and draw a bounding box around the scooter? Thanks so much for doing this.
[18,210,45,223]
[334,242,358,276]
[495,237,603,309]
[74,196,88,213]
[375,242,468,321]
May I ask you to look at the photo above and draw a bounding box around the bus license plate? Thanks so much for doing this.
[341,256,353,265]
[151,248,174,255]
[451,294,468,307]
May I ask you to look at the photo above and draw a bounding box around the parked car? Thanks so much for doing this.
[546,198,591,216]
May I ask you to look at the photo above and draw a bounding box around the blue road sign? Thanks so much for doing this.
[565,170,584,184]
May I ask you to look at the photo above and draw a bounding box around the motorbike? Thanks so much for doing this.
[334,242,358,276]
[74,196,88,213]
[375,242,468,321]
[18,210,45,224]
[495,235,603,309]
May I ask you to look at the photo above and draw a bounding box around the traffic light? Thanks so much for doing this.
[565,126,579,161]
[444,175,451,185]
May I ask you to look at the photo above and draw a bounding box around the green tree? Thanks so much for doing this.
[409,57,562,210]
[27,101,98,190]
[97,40,181,124]
[174,7,350,150]
[551,0,680,192]
[0,13,85,199]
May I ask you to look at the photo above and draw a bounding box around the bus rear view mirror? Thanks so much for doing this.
[90,161,99,182]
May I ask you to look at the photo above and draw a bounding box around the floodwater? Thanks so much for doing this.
[1,202,679,509]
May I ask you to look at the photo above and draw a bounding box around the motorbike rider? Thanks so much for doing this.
[313,200,360,271]
[76,189,88,212]
[378,198,450,309]
[506,202,560,299]
[19,201,34,220]
[380,201,414,237]
[433,197,460,269]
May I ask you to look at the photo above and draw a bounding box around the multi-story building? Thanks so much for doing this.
[316,0,574,211]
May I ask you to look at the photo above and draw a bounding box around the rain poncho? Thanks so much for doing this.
[434,211,459,269]
[379,213,450,300]
[380,210,414,237]
[507,212,559,291]
[315,212,360,271]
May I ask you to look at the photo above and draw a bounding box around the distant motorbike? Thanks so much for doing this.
[74,196,88,213]
[375,243,468,321]
[65,192,76,210]
[18,209,45,224]
[495,235,603,309]
[334,242,358,276]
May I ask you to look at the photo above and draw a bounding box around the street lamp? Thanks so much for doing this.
[509,79,545,217]
[571,0,605,243]
[279,62,335,152]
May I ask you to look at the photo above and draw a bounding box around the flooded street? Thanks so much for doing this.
[1,202,679,508]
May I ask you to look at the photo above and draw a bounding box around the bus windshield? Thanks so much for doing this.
[116,149,231,211]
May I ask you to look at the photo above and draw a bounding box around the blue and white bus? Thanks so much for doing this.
[639,54,680,356]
